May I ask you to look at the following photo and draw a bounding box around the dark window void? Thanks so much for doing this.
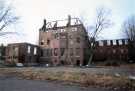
[60,33,66,39]
[28,56,31,61]
[54,60,57,63]
[70,48,73,56]
[41,50,43,56]
[60,60,64,65]
[76,48,80,56]
[47,39,50,45]
[76,60,80,66]
[76,37,80,43]
[40,42,44,45]
[60,48,65,56]
[69,35,72,39]
[54,33,59,38]
[54,48,58,56]
[50,49,52,56]
[46,49,49,56]
[46,49,52,56]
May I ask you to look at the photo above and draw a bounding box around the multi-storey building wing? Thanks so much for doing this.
[39,16,90,66]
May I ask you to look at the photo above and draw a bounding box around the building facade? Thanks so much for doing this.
[2,16,134,67]
[39,16,90,66]
[94,39,129,63]
[5,43,40,66]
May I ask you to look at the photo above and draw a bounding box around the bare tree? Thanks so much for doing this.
[122,15,135,61]
[0,0,18,35]
[123,15,135,42]
[87,7,112,66]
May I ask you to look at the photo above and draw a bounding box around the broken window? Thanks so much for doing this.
[54,33,59,39]
[107,40,111,46]
[70,48,73,56]
[72,27,77,31]
[54,48,58,56]
[14,47,18,55]
[40,42,44,45]
[76,48,80,56]
[60,33,66,39]
[41,40,44,45]
[27,46,31,53]
[113,40,117,45]
[69,35,73,39]
[41,50,43,56]
[119,40,123,45]
[14,47,18,52]
[34,47,37,55]
[121,49,124,53]
[100,49,103,53]
[46,49,49,56]
[76,37,80,43]
[113,49,116,54]
[54,59,57,63]
[60,60,64,65]
[47,39,50,45]
[76,60,80,66]
[60,48,65,56]
[125,40,128,45]
[43,49,47,56]
[70,40,73,45]
[99,41,104,46]
[49,49,52,56]
[60,29,65,32]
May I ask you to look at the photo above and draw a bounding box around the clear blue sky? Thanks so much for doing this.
[0,0,135,45]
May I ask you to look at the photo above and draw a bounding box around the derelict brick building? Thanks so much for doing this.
[3,16,134,67]
[39,16,90,66]
[5,43,40,66]
[94,39,129,63]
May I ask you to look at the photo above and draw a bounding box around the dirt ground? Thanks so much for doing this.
[0,74,110,91]
[0,66,135,91]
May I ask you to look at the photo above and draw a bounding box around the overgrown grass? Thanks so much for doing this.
[0,67,135,91]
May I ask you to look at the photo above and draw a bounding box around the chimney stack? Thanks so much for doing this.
[67,15,71,26]
[43,19,46,31]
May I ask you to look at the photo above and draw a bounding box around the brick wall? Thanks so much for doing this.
[5,43,40,66]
